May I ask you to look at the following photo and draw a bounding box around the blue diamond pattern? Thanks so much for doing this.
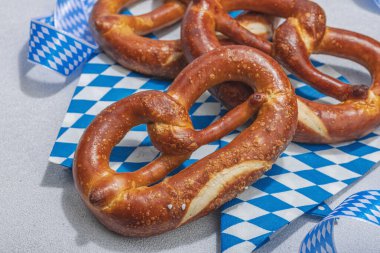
[301,190,380,253]
[248,195,294,212]
[294,153,335,168]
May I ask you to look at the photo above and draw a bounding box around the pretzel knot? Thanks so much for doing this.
[270,0,369,101]
[73,46,297,236]
[91,0,274,79]
[182,0,380,143]
[232,0,368,101]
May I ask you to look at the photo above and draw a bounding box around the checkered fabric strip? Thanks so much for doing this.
[28,0,97,76]
[300,219,336,253]
[54,0,96,45]
[325,190,380,226]
[83,0,97,18]
[300,190,380,253]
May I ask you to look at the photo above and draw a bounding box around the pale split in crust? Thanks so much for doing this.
[180,160,271,225]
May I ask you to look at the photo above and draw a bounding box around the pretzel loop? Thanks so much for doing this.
[91,0,275,79]
[270,0,369,101]
[294,28,380,143]
[91,0,188,78]
[184,0,368,103]
[74,46,297,236]
[182,0,380,143]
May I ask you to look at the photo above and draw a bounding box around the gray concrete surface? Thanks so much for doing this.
[0,0,379,252]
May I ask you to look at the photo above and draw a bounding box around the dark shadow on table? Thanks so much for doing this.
[41,162,219,252]
[18,42,81,98]
[352,0,380,15]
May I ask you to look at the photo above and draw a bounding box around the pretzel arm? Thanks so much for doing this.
[295,28,380,143]
[273,19,369,101]
[91,0,187,78]
[209,0,368,102]
[92,0,276,79]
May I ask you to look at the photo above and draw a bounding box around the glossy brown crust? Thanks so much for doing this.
[218,0,367,101]
[91,0,188,78]
[182,0,380,143]
[269,0,368,101]
[294,28,380,143]
[73,46,297,237]
[91,0,274,79]
[182,0,364,102]
[181,0,271,108]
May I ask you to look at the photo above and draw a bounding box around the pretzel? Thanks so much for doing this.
[182,0,380,143]
[90,0,274,79]
[90,0,187,78]
[294,28,380,143]
[73,46,297,236]
[235,12,274,41]
[218,0,369,101]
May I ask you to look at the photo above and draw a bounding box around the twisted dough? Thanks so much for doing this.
[90,0,273,78]
[218,0,368,101]
[182,0,380,143]
[295,28,380,143]
[91,0,187,78]
[73,46,297,236]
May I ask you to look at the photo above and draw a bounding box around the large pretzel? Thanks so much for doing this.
[182,0,380,143]
[73,46,297,236]
[90,0,273,79]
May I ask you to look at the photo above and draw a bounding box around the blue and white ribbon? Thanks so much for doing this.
[28,0,98,76]
[375,0,380,9]
[300,190,380,253]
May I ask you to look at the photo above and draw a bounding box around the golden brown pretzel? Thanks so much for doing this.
[182,0,366,102]
[182,0,380,143]
[218,0,368,101]
[73,46,297,236]
[181,0,272,107]
[91,0,187,78]
[294,28,380,143]
[90,0,274,79]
